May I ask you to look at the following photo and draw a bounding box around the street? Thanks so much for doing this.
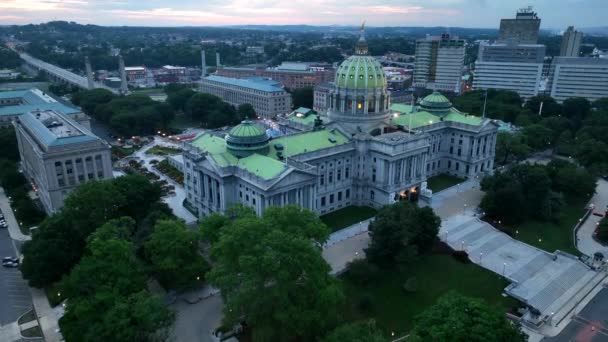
[577,178,608,257]
[0,228,31,325]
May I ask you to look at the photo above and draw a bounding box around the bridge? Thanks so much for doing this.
[19,53,119,94]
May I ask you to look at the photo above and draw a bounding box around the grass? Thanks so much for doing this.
[426,173,466,193]
[500,196,590,255]
[18,309,36,325]
[320,206,377,232]
[45,283,63,307]
[21,325,43,338]
[342,253,518,336]
[145,146,182,156]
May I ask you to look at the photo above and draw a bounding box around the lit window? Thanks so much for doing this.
[349,75,354,79]
[357,103,362,109]
[359,75,363,79]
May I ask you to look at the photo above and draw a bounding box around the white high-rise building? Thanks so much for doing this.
[414,33,465,94]
[547,57,608,102]
[473,42,545,99]
[560,26,583,57]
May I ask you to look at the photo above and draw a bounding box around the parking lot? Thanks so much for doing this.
[543,288,608,342]
[0,222,32,325]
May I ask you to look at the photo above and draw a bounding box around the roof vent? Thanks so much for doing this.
[277,151,284,159]
[274,143,284,151]
[328,138,337,143]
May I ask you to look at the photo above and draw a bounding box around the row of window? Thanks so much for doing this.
[320,189,351,207]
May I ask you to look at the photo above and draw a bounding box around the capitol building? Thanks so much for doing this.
[183,29,498,217]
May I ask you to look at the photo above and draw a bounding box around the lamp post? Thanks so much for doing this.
[461,240,465,250]
[479,252,483,263]
[502,262,506,277]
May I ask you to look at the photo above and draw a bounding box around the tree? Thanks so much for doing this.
[598,217,608,244]
[237,103,256,119]
[71,88,116,114]
[166,87,195,112]
[366,201,440,265]
[59,218,173,342]
[186,93,222,124]
[524,95,562,117]
[522,124,553,151]
[0,47,21,69]
[408,292,526,342]
[291,87,314,109]
[21,175,163,287]
[495,132,530,165]
[145,219,209,291]
[546,160,596,198]
[207,205,343,341]
[322,320,386,342]
[0,127,19,161]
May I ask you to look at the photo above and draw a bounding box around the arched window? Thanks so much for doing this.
[368,96,376,113]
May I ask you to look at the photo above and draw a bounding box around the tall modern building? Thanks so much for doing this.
[0,88,90,128]
[13,109,113,214]
[199,75,292,118]
[498,7,541,44]
[547,57,608,102]
[183,29,497,217]
[473,42,545,98]
[560,26,583,57]
[414,33,466,94]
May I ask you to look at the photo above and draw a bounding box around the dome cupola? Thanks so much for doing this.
[225,120,269,157]
[419,91,452,116]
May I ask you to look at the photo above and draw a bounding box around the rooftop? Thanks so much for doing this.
[0,88,82,117]
[189,128,350,179]
[391,103,484,129]
[203,75,286,93]
[287,107,316,125]
[18,110,98,147]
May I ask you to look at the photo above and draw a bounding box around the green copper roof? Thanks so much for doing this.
[288,113,317,126]
[421,91,451,106]
[335,55,386,90]
[391,104,484,129]
[189,128,350,180]
[268,129,350,159]
[228,120,267,138]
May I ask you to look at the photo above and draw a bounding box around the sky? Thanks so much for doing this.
[0,0,605,29]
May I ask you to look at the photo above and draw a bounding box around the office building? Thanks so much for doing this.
[200,75,292,118]
[13,109,113,214]
[547,57,608,102]
[216,62,335,90]
[183,29,497,217]
[414,33,465,94]
[560,26,583,57]
[313,82,333,115]
[498,7,541,44]
[473,42,545,99]
[124,66,147,87]
[0,88,90,128]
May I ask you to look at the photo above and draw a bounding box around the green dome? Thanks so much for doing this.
[228,120,266,138]
[419,91,452,115]
[226,120,269,157]
[335,55,386,90]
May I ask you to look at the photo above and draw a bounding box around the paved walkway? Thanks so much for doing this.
[576,179,608,257]
[0,188,30,242]
[132,137,197,225]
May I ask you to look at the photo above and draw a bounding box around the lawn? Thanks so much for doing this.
[341,253,518,336]
[499,196,590,255]
[320,206,377,232]
[145,146,182,156]
[426,173,465,193]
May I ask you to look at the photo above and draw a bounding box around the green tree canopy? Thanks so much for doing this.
[495,132,530,165]
[206,205,343,341]
[166,87,196,112]
[237,103,257,119]
[322,320,386,342]
[366,201,440,265]
[408,292,527,342]
[145,219,209,291]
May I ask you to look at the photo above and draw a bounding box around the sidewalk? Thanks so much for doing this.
[576,179,608,257]
[0,187,31,242]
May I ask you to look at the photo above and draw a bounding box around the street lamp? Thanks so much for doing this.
[502,262,506,277]
[461,240,465,250]
[479,252,483,263]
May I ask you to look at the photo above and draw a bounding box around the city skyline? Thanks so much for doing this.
[0,0,606,29]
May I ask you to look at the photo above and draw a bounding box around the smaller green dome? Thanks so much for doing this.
[420,91,452,115]
[226,120,270,158]
[228,120,266,138]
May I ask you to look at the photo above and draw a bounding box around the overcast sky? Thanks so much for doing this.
[0,0,605,29]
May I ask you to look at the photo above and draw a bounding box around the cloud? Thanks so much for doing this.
[0,0,87,11]
[104,8,232,24]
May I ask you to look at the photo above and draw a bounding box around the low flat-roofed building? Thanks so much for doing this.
[0,88,89,128]
[200,75,292,118]
[13,109,113,214]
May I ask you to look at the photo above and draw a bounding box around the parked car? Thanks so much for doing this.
[2,257,18,263]
[2,261,19,268]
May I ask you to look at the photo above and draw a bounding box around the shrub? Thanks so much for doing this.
[358,293,374,313]
[345,259,379,286]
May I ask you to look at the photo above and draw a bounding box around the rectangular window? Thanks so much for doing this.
[458,148,461,156]
[337,169,341,181]
[345,168,349,178]
[329,172,333,183]
[449,146,453,154]
[320,174,325,186]
[321,196,326,206]
[338,191,342,201]
[330,194,334,204]
[346,189,350,199]
[448,160,452,168]
[456,162,460,171]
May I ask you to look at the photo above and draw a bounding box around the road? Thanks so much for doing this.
[577,179,608,257]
